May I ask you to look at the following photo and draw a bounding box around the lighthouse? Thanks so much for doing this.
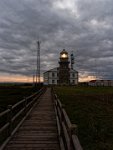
[43,49,78,85]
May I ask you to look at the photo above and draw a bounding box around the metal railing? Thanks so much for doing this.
[52,89,83,150]
[0,87,46,150]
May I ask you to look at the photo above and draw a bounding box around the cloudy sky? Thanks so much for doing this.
[0,0,113,82]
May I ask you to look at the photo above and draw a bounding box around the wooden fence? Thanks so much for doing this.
[0,87,46,150]
[52,89,83,150]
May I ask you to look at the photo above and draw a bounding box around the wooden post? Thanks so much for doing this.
[61,105,65,121]
[69,124,78,149]
[7,105,12,136]
[70,124,78,135]
[55,94,58,99]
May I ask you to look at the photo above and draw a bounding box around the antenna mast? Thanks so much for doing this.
[36,41,41,85]
[70,52,74,69]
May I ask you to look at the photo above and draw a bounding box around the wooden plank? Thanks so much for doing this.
[0,109,10,118]
[0,122,9,133]
[15,130,58,134]
[8,141,59,144]
[11,136,58,141]
[72,135,83,150]
[6,143,59,148]
[62,122,70,150]
[5,148,59,150]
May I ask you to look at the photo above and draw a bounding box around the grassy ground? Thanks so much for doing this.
[0,85,41,112]
[55,86,113,150]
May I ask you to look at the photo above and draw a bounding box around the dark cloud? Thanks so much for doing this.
[0,0,113,81]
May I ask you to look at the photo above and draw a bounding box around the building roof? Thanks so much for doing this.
[89,80,113,83]
[60,49,68,55]
[44,67,78,74]
[44,67,58,74]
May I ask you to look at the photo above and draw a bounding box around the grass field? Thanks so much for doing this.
[55,86,113,150]
[0,85,41,112]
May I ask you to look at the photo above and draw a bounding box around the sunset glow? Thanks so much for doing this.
[0,74,96,83]
[79,75,97,82]
[0,75,43,83]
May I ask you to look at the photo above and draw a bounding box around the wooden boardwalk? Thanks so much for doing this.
[4,88,60,150]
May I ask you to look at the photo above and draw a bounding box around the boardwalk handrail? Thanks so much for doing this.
[52,89,83,150]
[0,87,46,149]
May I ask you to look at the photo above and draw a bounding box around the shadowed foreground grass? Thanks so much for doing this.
[0,85,41,112]
[55,86,113,150]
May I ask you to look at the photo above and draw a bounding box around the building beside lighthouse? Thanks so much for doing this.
[43,49,78,85]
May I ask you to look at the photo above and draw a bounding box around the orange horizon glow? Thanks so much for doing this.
[79,75,97,82]
[0,74,97,83]
[0,75,43,83]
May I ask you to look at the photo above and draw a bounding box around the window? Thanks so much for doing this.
[52,80,55,84]
[73,80,75,83]
[52,72,55,77]
[72,73,75,77]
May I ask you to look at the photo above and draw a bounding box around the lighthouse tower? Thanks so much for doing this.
[59,49,70,85]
